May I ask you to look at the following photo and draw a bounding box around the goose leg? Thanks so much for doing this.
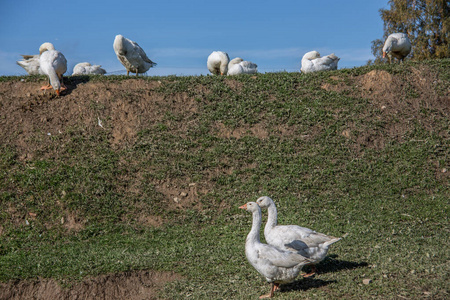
[259,283,279,298]
[302,264,317,278]
[59,75,67,91]
[40,78,52,91]
[126,70,130,76]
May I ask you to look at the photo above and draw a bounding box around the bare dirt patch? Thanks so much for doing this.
[224,78,243,91]
[155,179,205,211]
[355,67,448,112]
[0,270,182,300]
[323,67,449,151]
[213,121,269,139]
[0,78,197,155]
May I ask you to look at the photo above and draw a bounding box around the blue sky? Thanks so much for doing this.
[0,0,389,76]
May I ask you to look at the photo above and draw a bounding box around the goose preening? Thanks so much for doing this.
[207,51,230,75]
[256,196,341,277]
[382,33,411,63]
[240,202,311,298]
[301,51,340,73]
[113,34,157,76]
[227,57,258,76]
[16,54,43,75]
[72,62,106,75]
[39,42,67,96]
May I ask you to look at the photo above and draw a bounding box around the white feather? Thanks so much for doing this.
[383,33,411,62]
[113,34,156,75]
[207,51,230,75]
[227,57,258,75]
[72,62,106,75]
[301,51,340,73]
[39,43,67,93]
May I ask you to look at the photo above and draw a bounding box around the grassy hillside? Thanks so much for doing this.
[0,59,448,299]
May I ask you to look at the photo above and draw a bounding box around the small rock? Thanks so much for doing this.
[189,183,196,187]
[442,168,447,173]
[173,197,180,203]
[362,279,372,285]
[61,217,65,224]
[341,129,351,138]
[180,192,188,197]
[381,105,387,110]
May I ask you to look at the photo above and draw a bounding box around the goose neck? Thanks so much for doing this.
[265,204,278,230]
[246,209,262,244]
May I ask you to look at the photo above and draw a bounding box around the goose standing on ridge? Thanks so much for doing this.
[256,196,341,277]
[16,54,43,75]
[383,33,411,63]
[301,51,340,73]
[240,202,311,298]
[113,34,157,76]
[72,62,106,75]
[227,57,258,75]
[207,51,230,75]
[39,42,67,96]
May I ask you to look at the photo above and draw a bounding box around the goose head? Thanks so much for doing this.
[239,201,259,212]
[228,57,243,67]
[113,35,127,55]
[256,196,274,209]
[302,51,320,61]
[39,42,55,55]
[382,36,395,58]
[220,52,230,75]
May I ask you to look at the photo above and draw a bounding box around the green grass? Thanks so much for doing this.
[0,59,449,299]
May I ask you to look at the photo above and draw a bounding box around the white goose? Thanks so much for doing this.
[383,33,411,63]
[240,202,311,298]
[227,57,258,76]
[39,42,67,96]
[301,51,340,73]
[113,34,157,76]
[16,54,43,75]
[256,196,341,277]
[72,62,106,75]
[207,51,230,75]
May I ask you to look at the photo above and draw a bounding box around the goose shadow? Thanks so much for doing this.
[281,277,336,293]
[304,254,368,275]
[61,75,92,96]
[279,255,367,294]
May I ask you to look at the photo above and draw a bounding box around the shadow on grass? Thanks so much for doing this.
[281,277,336,293]
[315,255,369,275]
[280,256,367,295]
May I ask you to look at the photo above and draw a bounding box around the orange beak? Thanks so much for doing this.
[239,204,247,209]
[382,51,386,58]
